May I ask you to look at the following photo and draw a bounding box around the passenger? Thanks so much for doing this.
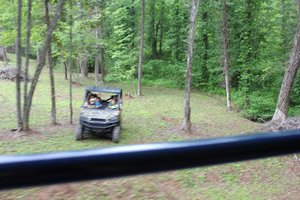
[108,98,118,109]
[95,97,102,108]
[84,94,97,108]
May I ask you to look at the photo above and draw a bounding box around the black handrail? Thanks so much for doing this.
[0,130,300,190]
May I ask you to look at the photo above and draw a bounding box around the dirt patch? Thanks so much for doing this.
[205,171,222,183]
[158,123,213,141]
[37,185,77,200]
[0,123,76,141]
[0,129,44,141]
[157,179,187,200]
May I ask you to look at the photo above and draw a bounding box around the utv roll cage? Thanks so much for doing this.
[0,130,300,190]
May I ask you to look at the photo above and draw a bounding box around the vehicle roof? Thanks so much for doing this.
[85,86,122,94]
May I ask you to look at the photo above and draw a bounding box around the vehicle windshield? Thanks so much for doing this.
[83,92,120,110]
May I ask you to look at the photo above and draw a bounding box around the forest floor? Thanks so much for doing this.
[0,64,300,199]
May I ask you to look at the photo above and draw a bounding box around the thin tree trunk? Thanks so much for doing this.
[69,0,73,125]
[272,1,300,123]
[201,9,209,84]
[95,29,100,86]
[23,0,65,130]
[3,47,8,64]
[222,0,232,111]
[182,0,199,133]
[158,1,164,56]
[100,47,106,83]
[23,0,32,130]
[45,0,57,125]
[79,54,88,77]
[64,61,68,80]
[16,0,22,130]
[36,47,40,65]
[137,0,145,96]
[150,1,157,59]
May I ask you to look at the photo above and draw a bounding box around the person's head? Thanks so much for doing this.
[96,97,101,102]
[111,99,116,105]
[89,98,96,105]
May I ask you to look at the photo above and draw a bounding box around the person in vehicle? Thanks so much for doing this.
[108,98,118,109]
[95,97,102,108]
[84,94,98,108]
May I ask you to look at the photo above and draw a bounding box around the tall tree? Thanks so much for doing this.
[45,0,57,125]
[149,0,157,58]
[100,47,106,83]
[68,0,73,125]
[95,28,100,86]
[16,0,22,130]
[272,0,300,123]
[137,0,145,96]
[22,0,65,130]
[222,0,231,110]
[182,0,199,133]
[23,0,32,130]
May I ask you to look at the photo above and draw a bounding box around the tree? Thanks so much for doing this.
[16,0,22,130]
[95,28,100,86]
[68,0,74,125]
[45,0,57,125]
[272,0,300,123]
[100,47,106,83]
[182,0,199,133]
[23,0,32,130]
[0,47,8,64]
[22,0,65,130]
[222,0,231,111]
[137,0,145,96]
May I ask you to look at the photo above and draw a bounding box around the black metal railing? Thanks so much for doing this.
[0,130,300,190]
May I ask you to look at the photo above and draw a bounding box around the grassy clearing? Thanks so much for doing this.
[0,60,299,199]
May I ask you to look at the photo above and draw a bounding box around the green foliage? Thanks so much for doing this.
[233,91,276,122]
[143,60,185,87]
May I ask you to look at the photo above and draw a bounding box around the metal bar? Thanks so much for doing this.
[0,130,300,190]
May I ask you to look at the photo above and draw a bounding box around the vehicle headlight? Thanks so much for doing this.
[109,116,119,121]
[80,116,90,121]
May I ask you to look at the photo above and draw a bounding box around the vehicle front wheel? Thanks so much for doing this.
[75,124,84,141]
[112,126,121,143]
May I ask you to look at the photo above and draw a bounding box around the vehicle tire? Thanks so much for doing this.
[112,126,120,143]
[75,124,84,141]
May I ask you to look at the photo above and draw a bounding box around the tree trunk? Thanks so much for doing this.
[100,47,106,83]
[201,9,209,84]
[222,0,232,111]
[272,7,300,123]
[3,47,8,64]
[137,0,145,96]
[23,0,65,130]
[150,1,157,59]
[45,0,57,125]
[36,47,40,65]
[68,0,73,125]
[158,1,164,56]
[182,0,199,133]
[23,0,32,130]
[64,61,68,80]
[95,29,100,86]
[0,47,8,64]
[16,0,23,130]
[80,54,88,77]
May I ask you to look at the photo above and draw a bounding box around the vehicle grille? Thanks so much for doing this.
[91,118,106,122]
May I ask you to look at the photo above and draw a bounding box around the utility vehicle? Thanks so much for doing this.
[76,86,122,143]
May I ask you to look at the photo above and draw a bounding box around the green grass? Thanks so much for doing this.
[0,59,299,199]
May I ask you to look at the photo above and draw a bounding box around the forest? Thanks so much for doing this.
[1,0,300,128]
[1,0,300,199]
